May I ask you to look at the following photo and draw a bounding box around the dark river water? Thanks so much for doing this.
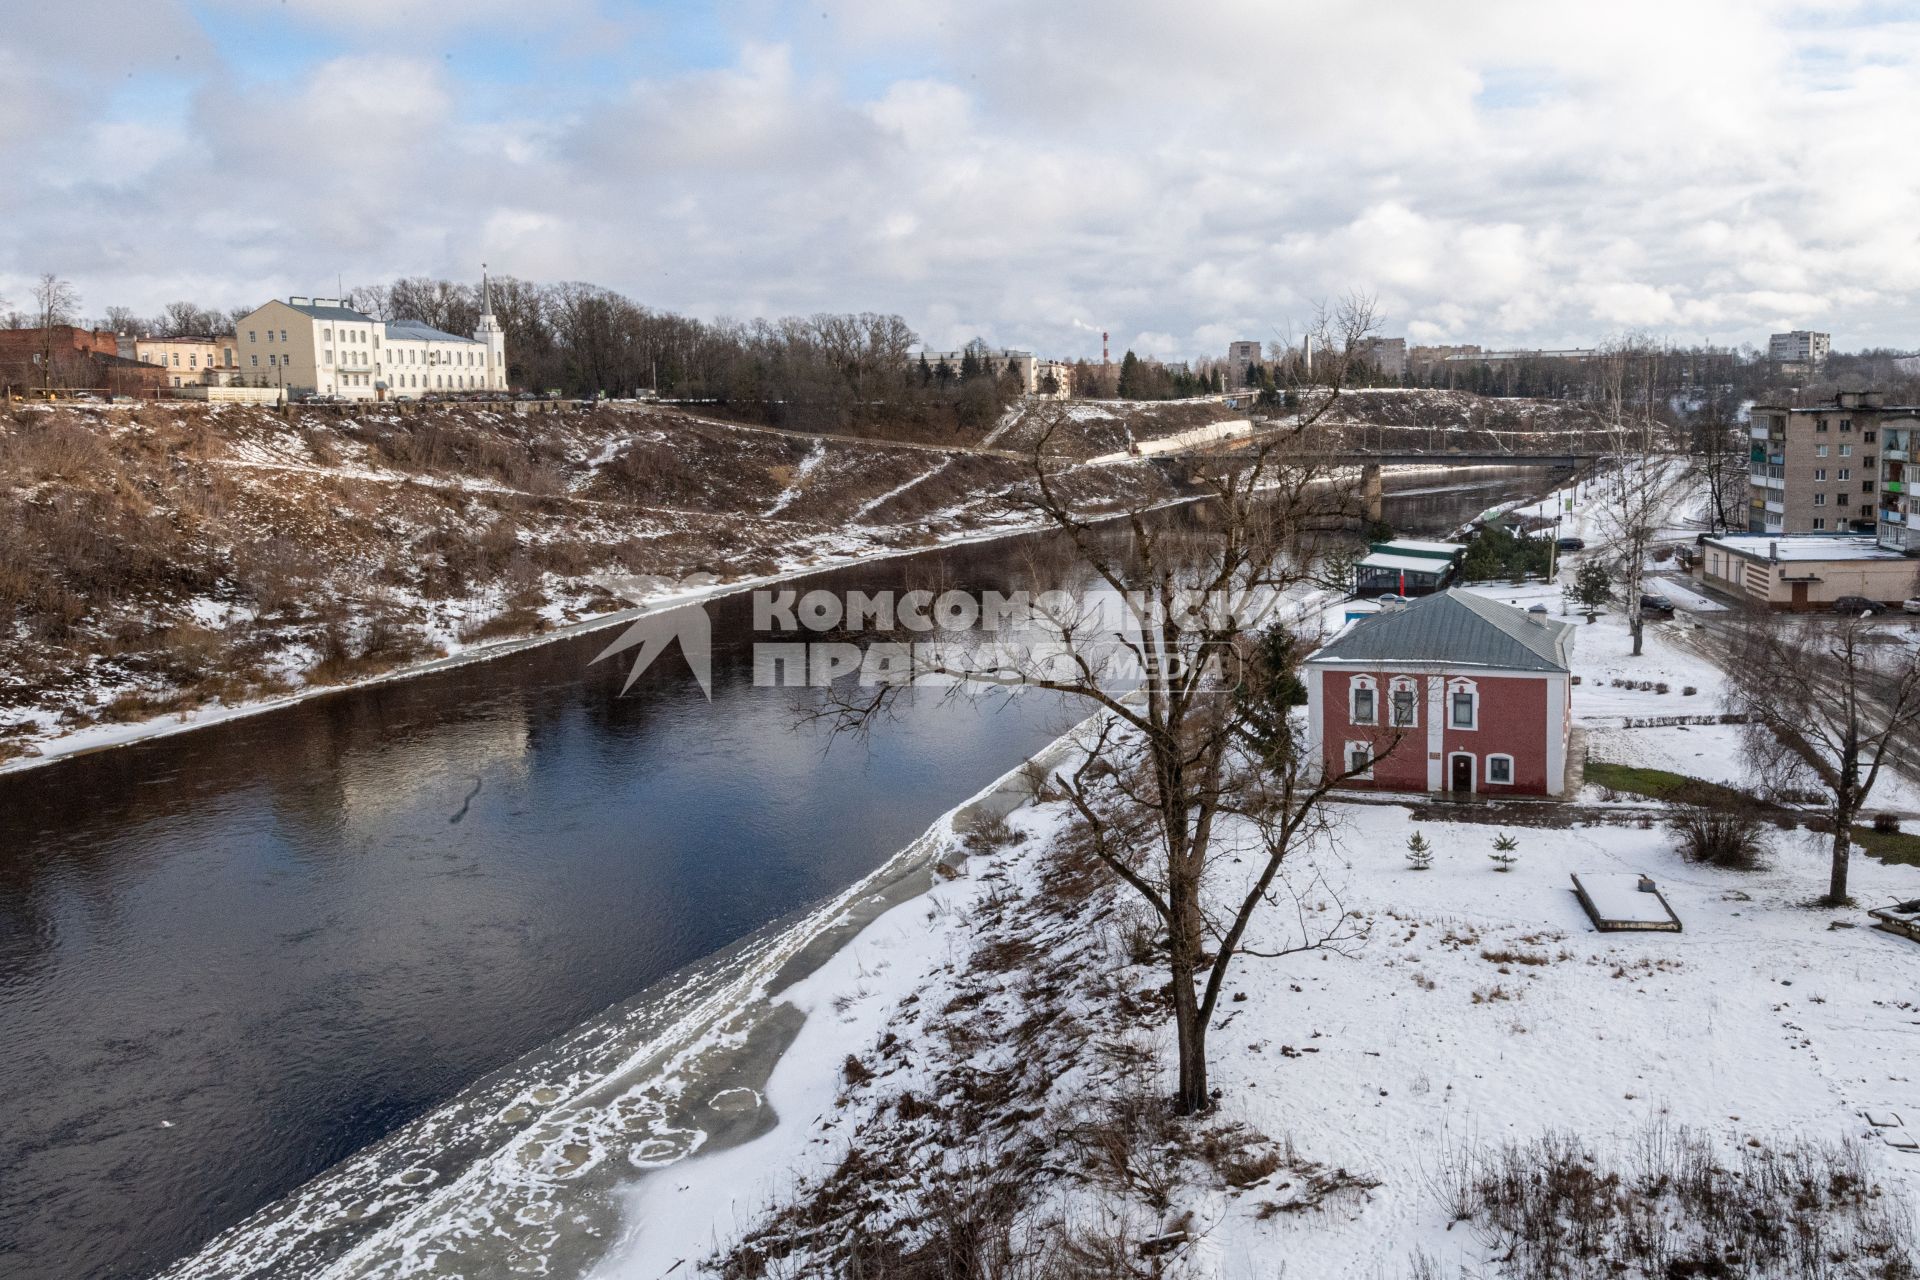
[0,468,1546,1280]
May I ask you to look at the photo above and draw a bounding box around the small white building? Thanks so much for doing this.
[232,279,508,401]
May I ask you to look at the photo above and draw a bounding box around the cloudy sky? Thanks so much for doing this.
[3,1,1916,360]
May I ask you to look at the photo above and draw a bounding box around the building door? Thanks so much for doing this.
[1790,581,1808,609]
[1450,753,1474,794]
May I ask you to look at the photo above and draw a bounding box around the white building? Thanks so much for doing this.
[232,281,507,401]
[1769,330,1831,365]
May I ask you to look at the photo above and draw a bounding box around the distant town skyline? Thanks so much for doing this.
[3,1,1917,361]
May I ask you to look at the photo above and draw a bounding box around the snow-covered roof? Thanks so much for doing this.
[1309,589,1572,673]
[1358,552,1454,574]
[1375,538,1465,558]
[1703,534,1906,563]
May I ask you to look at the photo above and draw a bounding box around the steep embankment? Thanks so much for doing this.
[0,401,1193,764]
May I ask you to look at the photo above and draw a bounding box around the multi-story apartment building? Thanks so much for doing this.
[1768,330,1831,365]
[1747,392,1903,535]
[1355,336,1408,379]
[232,286,507,401]
[132,335,239,388]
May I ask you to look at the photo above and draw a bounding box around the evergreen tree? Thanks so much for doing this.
[1565,559,1612,620]
[1117,350,1142,399]
[918,354,932,386]
[1406,832,1434,870]
[960,348,980,380]
[934,358,954,384]
[1234,623,1308,768]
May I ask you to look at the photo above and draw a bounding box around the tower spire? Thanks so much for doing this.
[482,263,493,316]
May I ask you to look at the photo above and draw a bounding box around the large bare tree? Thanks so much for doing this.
[1727,612,1920,904]
[33,273,78,392]
[1591,339,1685,656]
[819,298,1405,1114]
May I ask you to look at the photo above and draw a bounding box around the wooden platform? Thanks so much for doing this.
[1868,900,1920,945]
[1571,872,1683,932]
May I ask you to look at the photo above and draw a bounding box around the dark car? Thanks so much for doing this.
[1639,594,1676,615]
[1832,596,1888,615]
[1555,536,1586,552]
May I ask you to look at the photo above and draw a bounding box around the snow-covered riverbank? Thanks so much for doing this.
[579,591,1920,1279]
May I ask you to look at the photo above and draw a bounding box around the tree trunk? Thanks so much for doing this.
[1828,807,1853,905]
[1630,616,1644,656]
[1167,888,1210,1115]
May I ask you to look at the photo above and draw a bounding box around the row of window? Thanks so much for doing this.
[1345,743,1514,784]
[1349,676,1478,731]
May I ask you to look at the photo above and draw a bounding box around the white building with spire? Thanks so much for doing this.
[231,273,509,401]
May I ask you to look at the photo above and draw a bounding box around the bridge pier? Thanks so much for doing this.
[1361,463,1383,524]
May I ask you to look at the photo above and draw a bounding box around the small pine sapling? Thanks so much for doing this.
[1406,831,1434,870]
[1489,832,1519,872]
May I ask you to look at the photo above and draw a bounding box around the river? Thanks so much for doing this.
[0,467,1551,1280]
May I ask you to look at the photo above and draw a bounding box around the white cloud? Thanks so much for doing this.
[3,0,1917,356]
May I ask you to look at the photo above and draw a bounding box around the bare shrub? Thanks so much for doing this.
[1668,795,1769,870]
[1439,1123,1915,1280]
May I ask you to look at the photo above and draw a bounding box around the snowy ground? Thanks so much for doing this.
[574,479,1920,1280]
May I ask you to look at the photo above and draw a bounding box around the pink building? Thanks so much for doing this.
[1303,591,1574,797]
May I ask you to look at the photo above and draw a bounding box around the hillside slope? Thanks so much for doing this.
[0,401,1190,764]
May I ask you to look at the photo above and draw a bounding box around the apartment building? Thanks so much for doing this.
[1746,393,1891,534]
[1768,330,1831,365]
[1355,336,1408,379]
[132,335,239,388]
[232,289,507,401]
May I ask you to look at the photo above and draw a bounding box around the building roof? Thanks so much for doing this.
[280,299,377,323]
[1373,538,1465,559]
[1358,552,1454,574]
[1309,589,1572,674]
[1704,534,1907,563]
[385,318,480,345]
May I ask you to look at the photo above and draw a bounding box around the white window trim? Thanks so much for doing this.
[1349,675,1379,726]
[1447,750,1476,793]
[1344,740,1375,779]
[1486,753,1515,785]
[1447,678,1479,731]
[1388,676,1420,728]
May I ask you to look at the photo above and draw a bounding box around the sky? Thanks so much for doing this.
[2,0,1917,361]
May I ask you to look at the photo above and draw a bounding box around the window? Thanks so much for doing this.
[1840,444,1853,457]
[281,330,288,342]
[1816,445,1829,457]
[1865,481,1875,493]
[1813,517,1827,530]
[323,329,331,340]
[1486,755,1514,785]
[1865,431,1877,443]
[1452,692,1475,727]
[247,330,255,342]
[1350,677,1377,725]
[1345,742,1374,778]
[250,354,258,367]
[1814,493,1827,506]
[1816,419,1829,432]
[266,330,274,343]
[1839,468,1851,481]
[1814,469,1826,481]
[1841,419,1853,432]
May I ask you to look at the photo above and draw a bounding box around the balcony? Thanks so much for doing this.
[1882,510,1905,525]
[1888,481,1906,495]
[1886,448,1909,462]
[1764,500,1785,515]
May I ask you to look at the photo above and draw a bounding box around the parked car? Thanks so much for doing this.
[1832,596,1888,615]
[1555,536,1586,552]
[1903,598,1920,615]
[1639,594,1676,615]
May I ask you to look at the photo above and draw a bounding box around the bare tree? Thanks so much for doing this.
[154,301,224,337]
[817,297,1402,1115]
[102,305,146,337]
[1591,339,1684,656]
[34,273,78,391]
[1727,613,1920,904]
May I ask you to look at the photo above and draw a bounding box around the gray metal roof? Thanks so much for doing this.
[284,300,376,323]
[1309,589,1572,673]
[385,318,479,345]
